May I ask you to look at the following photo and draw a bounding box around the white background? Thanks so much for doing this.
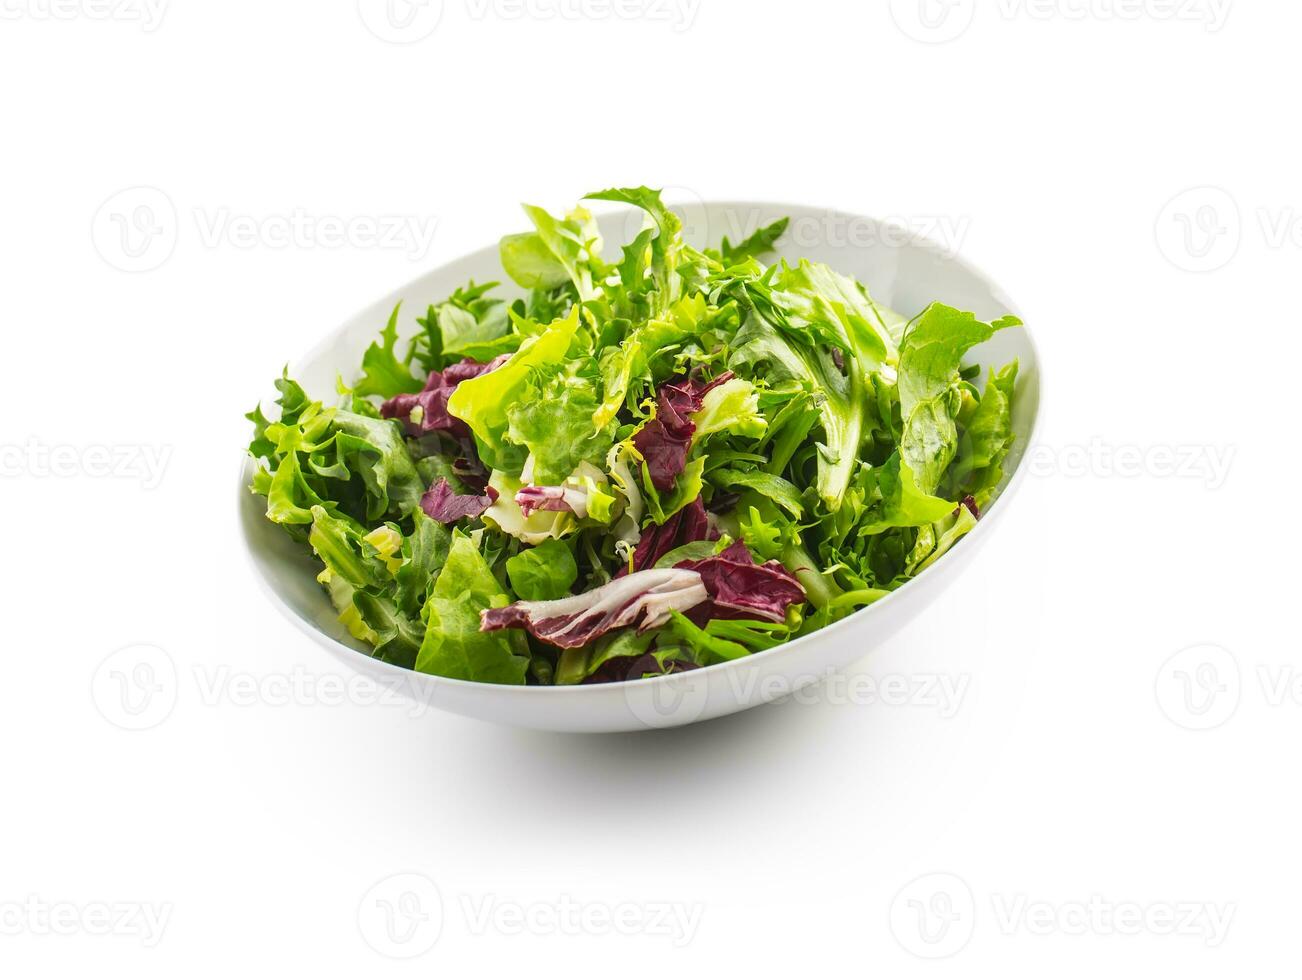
[1,0,1294,975]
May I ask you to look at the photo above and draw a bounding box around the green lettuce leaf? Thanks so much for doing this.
[414,532,528,684]
[446,307,580,471]
[505,539,578,601]
[897,303,1020,495]
[353,304,421,399]
[506,367,617,486]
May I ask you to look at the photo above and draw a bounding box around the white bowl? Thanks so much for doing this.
[238,200,1042,733]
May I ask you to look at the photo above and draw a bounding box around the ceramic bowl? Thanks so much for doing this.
[238,200,1042,733]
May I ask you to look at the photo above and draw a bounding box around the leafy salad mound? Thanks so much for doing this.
[247,187,1021,686]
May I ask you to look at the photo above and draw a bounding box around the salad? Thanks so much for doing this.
[246,187,1021,686]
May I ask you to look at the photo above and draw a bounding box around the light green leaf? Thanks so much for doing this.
[506,539,578,601]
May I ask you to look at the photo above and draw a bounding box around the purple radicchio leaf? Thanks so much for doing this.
[380,355,508,439]
[479,567,709,649]
[675,540,806,623]
[619,496,713,576]
[516,484,593,519]
[631,372,734,492]
[420,477,498,524]
[581,653,701,685]
[452,455,489,494]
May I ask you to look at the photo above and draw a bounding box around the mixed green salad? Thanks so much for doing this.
[247,187,1020,686]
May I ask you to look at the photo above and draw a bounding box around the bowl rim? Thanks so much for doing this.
[238,197,1045,696]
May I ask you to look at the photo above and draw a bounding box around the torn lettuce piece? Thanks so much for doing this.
[505,539,579,602]
[505,367,617,487]
[414,531,528,684]
[691,376,767,443]
[897,303,1020,496]
[446,307,580,471]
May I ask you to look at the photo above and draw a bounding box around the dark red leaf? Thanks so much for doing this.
[381,355,507,439]
[581,653,701,685]
[420,477,497,524]
[676,540,805,623]
[631,372,734,491]
[620,496,712,576]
